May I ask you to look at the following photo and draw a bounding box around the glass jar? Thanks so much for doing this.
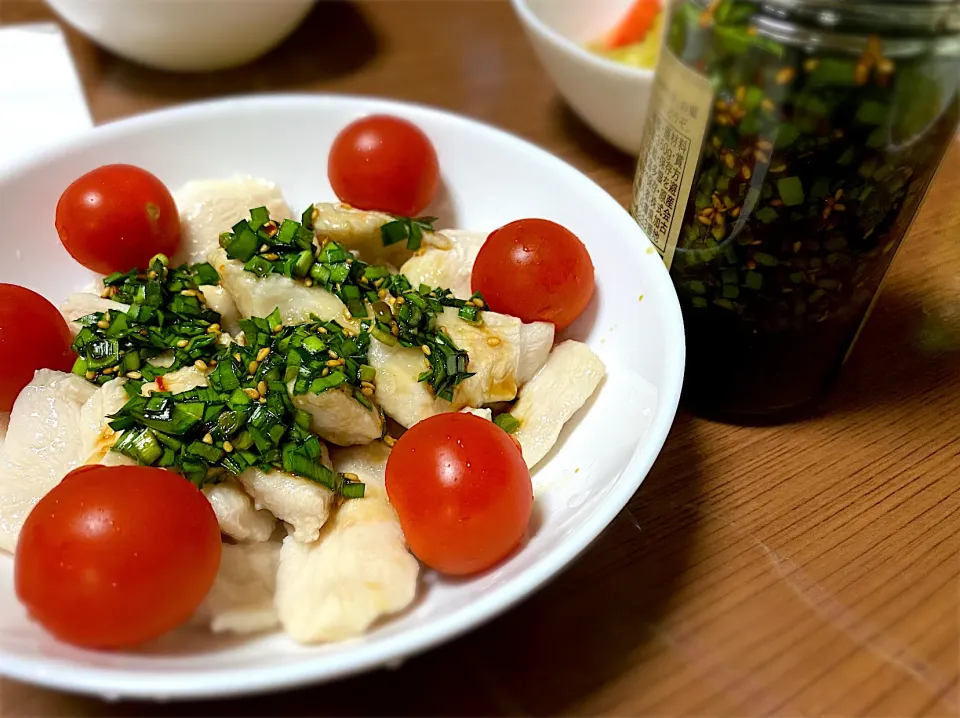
[630,0,960,419]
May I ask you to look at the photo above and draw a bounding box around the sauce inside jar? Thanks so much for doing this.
[632,0,960,419]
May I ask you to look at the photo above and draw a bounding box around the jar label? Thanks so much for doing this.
[630,47,713,269]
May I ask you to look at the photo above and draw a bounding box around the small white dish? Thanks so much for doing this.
[0,95,683,700]
[512,0,659,156]
[45,0,314,72]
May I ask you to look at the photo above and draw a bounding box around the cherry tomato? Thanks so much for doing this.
[472,218,595,331]
[385,413,533,576]
[55,164,181,274]
[0,284,75,411]
[328,115,439,216]
[15,465,221,649]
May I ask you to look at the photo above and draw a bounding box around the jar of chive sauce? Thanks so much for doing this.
[631,0,960,419]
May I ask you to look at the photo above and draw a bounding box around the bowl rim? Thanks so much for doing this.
[510,0,658,81]
[0,93,684,700]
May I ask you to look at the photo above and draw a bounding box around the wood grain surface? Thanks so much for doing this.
[1,1,958,716]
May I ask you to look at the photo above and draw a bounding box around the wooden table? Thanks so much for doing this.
[2,2,958,716]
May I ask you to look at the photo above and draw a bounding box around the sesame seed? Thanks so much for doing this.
[248,360,259,374]
[243,388,260,400]
[761,98,776,112]
[395,296,405,305]
[472,298,485,308]
[272,324,283,334]
[223,441,234,453]
[361,380,375,390]
[391,323,400,336]
[328,350,339,360]
[423,358,431,369]
[194,360,208,372]
[256,347,271,362]
[85,371,97,380]
[181,289,198,297]
[207,323,221,334]
[259,397,267,404]
[325,359,341,367]
[361,386,374,397]
[804,58,820,72]
[259,244,270,253]
[126,371,142,379]
[741,165,752,180]
[97,319,111,330]
[263,253,280,261]
[177,339,189,348]
[233,353,242,362]
[383,435,396,447]
[148,270,158,279]
[343,472,359,481]
[257,381,268,396]
[775,67,795,85]
[421,345,431,356]
[304,278,314,287]
[321,368,330,377]
[377,289,387,300]
[487,336,502,347]
[311,207,320,223]
[202,433,214,445]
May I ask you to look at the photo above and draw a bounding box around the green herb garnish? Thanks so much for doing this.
[108,308,366,498]
[493,412,520,434]
[71,255,222,388]
[380,215,438,251]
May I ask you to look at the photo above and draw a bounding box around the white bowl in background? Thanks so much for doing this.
[45,0,314,72]
[512,0,659,156]
[0,95,683,700]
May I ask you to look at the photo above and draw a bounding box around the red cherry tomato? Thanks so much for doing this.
[472,218,595,331]
[328,115,439,216]
[385,413,533,576]
[55,164,181,275]
[0,284,75,411]
[15,465,221,649]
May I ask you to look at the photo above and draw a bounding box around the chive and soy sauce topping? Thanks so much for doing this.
[662,0,960,414]
[221,206,486,402]
[71,255,223,386]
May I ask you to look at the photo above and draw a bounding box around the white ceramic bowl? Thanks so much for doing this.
[45,0,314,72]
[512,0,659,156]
[0,95,683,700]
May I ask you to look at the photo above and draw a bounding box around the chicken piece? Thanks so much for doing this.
[193,540,281,634]
[211,247,353,328]
[203,477,277,543]
[236,465,335,543]
[78,378,132,465]
[512,341,605,469]
[275,442,418,643]
[517,321,555,385]
[310,203,451,267]
[0,370,98,552]
[291,385,383,446]
[400,229,487,300]
[141,366,209,396]
[173,176,294,266]
[59,293,129,337]
[199,284,241,336]
[369,307,553,428]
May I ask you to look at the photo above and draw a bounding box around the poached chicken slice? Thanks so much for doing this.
[512,340,605,469]
[274,442,418,643]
